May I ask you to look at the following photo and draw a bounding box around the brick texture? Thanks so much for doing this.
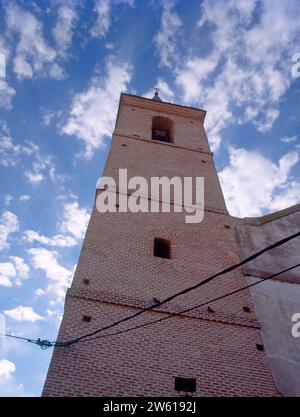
[42,94,279,397]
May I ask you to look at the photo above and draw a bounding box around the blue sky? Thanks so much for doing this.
[0,0,299,396]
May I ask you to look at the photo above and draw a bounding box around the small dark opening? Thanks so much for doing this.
[83,278,90,285]
[243,306,251,313]
[174,377,196,393]
[82,315,91,322]
[256,343,264,351]
[154,238,171,259]
[152,129,171,142]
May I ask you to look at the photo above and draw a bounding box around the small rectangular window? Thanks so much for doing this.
[154,238,171,259]
[174,377,196,393]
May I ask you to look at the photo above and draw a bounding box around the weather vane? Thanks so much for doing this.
[152,87,162,101]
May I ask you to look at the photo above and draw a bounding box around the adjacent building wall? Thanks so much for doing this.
[232,205,300,396]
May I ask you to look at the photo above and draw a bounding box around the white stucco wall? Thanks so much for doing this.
[247,277,300,396]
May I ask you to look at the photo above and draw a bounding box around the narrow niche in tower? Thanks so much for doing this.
[152,116,173,143]
[154,238,171,259]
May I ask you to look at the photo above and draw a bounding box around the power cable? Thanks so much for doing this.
[1,230,299,349]
[0,334,54,350]
[78,262,300,343]
[61,230,300,347]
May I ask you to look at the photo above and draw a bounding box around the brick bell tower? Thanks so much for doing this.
[42,92,278,397]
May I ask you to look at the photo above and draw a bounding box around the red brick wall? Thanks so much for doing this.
[43,298,277,397]
[42,95,279,397]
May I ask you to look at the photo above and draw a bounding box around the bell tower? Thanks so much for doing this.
[42,93,278,397]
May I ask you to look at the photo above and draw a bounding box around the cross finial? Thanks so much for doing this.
[152,87,162,101]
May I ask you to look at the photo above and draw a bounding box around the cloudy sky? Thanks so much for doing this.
[0,0,299,396]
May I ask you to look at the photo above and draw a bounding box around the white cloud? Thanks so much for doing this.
[0,134,24,167]
[0,79,16,110]
[0,359,25,397]
[61,57,132,158]
[0,359,15,379]
[59,201,90,239]
[281,135,297,143]
[0,262,16,287]
[10,257,29,286]
[23,197,89,251]
[17,141,59,186]
[24,172,44,185]
[23,230,77,247]
[5,2,59,80]
[0,131,56,184]
[105,42,114,50]
[28,248,73,303]
[154,1,182,68]
[0,256,29,287]
[34,288,46,297]
[0,211,19,251]
[91,0,111,38]
[23,198,89,248]
[4,306,44,322]
[91,0,135,39]
[19,194,30,202]
[219,147,300,217]
[170,0,300,150]
[42,113,52,126]
[52,3,77,58]
[48,62,66,80]
[0,133,38,166]
[269,181,300,211]
[253,109,280,134]
[40,108,63,127]
[175,56,219,103]
[4,194,13,206]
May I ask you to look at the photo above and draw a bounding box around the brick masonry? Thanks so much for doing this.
[42,94,279,397]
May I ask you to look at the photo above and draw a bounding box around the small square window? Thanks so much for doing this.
[154,238,171,259]
[82,315,91,322]
[256,343,264,351]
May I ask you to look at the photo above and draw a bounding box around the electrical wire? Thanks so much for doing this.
[1,230,299,349]
[0,334,54,350]
[77,262,300,343]
[61,230,300,347]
